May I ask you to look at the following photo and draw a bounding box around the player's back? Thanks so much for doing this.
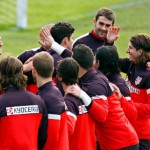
[0,87,47,150]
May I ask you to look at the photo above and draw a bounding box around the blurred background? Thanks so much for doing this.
[0,0,150,57]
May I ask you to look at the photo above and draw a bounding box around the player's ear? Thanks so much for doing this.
[61,37,68,47]
[95,59,100,69]
[93,18,96,24]
[57,73,62,82]
[32,68,36,76]
[51,67,54,75]
[138,49,143,56]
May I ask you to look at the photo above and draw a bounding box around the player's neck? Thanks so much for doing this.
[36,76,52,88]
[92,30,106,41]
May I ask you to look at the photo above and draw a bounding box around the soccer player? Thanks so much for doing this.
[73,7,120,55]
[57,57,96,150]
[0,56,47,150]
[95,45,138,123]
[119,34,150,150]
[39,27,139,149]
[32,52,69,150]
[71,44,139,150]
[18,22,74,94]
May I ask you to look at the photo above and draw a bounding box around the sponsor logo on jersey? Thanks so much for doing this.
[79,105,88,114]
[6,105,39,116]
[125,78,140,94]
[135,76,142,85]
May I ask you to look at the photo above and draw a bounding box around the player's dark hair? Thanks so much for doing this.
[130,34,150,65]
[51,22,75,44]
[57,58,79,85]
[0,56,27,91]
[72,44,94,70]
[96,46,120,75]
[95,7,116,25]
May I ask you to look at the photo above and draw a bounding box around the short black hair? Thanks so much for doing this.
[57,58,79,85]
[96,46,120,75]
[72,44,94,70]
[51,22,75,44]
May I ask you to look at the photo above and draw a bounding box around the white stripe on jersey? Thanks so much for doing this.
[17,47,40,57]
[73,33,89,44]
[91,95,107,101]
[125,96,131,101]
[30,47,40,51]
[48,114,61,120]
[146,88,150,94]
[67,111,77,120]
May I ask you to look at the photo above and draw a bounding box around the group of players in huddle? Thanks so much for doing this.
[0,7,150,150]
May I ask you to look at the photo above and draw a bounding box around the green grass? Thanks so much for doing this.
[0,0,150,57]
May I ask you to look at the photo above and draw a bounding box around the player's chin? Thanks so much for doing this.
[129,56,134,62]
[99,33,106,38]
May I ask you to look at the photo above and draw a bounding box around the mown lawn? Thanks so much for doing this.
[0,0,150,57]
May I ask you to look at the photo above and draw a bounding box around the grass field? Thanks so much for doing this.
[0,0,150,57]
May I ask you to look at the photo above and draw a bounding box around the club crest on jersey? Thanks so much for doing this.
[135,76,142,85]
[79,105,88,114]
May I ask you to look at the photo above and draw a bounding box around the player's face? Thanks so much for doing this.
[94,16,113,38]
[126,42,142,63]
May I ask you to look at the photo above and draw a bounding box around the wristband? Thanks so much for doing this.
[80,90,91,106]
[51,42,65,55]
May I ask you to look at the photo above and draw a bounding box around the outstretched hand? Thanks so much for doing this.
[39,27,55,50]
[107,26,120,43]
